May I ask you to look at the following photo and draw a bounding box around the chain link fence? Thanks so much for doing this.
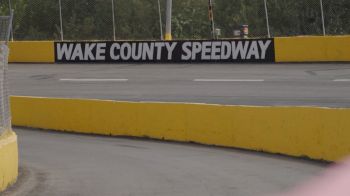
[0,10,12,135]
[0,0,349,41]
[214,0,271,38]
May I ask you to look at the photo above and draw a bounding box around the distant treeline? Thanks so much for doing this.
[0,0,349,40]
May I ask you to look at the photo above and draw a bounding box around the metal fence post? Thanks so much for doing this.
[264,0,271,38]
[157,0,163,40]
[111,0,116,41]
[165,0,172,40]
[320,0,326,36]
[208,0,215,39]
[8,0,14,41]
[58,0,64,41]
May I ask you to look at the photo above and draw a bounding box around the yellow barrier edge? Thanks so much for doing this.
[9,41,55,63]
[10,96,350,162]
[0,130,18,192]
[274,36,350,63]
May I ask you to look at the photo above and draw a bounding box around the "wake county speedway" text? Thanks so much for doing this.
[55,39,274,63]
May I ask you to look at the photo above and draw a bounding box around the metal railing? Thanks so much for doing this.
[0,0,349,41]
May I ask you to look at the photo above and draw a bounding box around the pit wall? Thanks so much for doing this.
[8,36,350,63]
[11,96,350,162]
[0,130,18,192]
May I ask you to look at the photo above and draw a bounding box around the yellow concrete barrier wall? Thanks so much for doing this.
[0,130,18,192]
[9,41,55,63]
[10,96,350,162]
[275,36,350,62]
[7,37,350,63]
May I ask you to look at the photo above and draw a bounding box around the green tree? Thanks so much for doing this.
[14,0,60,40]
[1,0,349,40]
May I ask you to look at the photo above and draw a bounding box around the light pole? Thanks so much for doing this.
[58,0,64,40]
[320,0,326,36]
[111,0,116,41]
[263,0,271,38]
[157,0,163,40]
[8,0,13,41]
[165,0,172,40]
[208,0,215,39]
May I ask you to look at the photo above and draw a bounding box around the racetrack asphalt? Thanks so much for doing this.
[3,127,327,196]
[8,63,350,107]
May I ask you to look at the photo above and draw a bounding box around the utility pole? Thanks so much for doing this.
[165,0,172,40]
[208,0,215,39]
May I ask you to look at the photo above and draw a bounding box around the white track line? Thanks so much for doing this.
[60,78,128,82]
[333,79,350,82]
[193,79,264,82]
